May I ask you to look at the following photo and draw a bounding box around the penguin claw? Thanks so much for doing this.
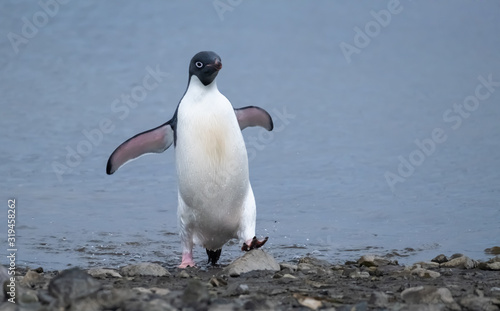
[241,236,268,251]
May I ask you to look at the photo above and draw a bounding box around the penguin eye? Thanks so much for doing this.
[195,61,203,68]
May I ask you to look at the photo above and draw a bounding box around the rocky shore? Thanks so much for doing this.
[1,250,500,310]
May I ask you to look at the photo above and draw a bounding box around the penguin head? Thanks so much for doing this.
[189,51,222,86]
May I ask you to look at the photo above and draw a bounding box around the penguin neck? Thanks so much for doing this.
[185,75,219,100]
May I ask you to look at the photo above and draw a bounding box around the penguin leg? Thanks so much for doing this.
[179,231,196,268]
[178,195,196,268]
[241,236,269,251]
[238,187,269,251]
[206,248,222,266]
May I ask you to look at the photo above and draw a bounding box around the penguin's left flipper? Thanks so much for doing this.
[106,120,175,175]
[235,106,273,131]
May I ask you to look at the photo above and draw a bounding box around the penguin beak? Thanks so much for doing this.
[212,59,222,71]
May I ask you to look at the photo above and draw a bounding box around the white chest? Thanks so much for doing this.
[175,76,249,202]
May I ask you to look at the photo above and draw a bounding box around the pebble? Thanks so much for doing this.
[293,293,323,310]
[279,262,298,271]
[459,295,499,311]
[401,286,460,310]
[431,254,449,263]
[181,279,209,307]
[18,287,39,304]
[357,254,391,267]
[222,249,280,277]
[440,255,478,269]
[227,283,250,296]
[368,291,388,307]
[120,262,170,277]
[177,270,190,278]
[484,246,500,255]
[19,270,44,288]
[87,268,122,278]
[48,267,102,307]
[209,277,227,287]
[407,264,441,278]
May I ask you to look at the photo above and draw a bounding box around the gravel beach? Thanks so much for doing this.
[2,250,499,310]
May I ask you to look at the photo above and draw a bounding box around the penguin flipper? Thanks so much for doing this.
[106,121,174,175]
[234,106,274,131]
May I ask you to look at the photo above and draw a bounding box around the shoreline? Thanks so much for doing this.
[1,251,499,310]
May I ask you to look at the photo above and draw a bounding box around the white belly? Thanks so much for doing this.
[175,77,250,249]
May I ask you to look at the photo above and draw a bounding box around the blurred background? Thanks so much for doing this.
[1,1,499,269]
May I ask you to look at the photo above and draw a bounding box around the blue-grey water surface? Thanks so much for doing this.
[1,1,499,270]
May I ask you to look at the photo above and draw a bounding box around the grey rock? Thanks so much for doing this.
[209,277,227,287]
[357,254,391,267]
[18,287,39,304]
[48,267,101,307]
[181,279,209,307]
[349,270,370,279]
[459,295,499,311]
[298,257,331,267]
[122,298,176,311]
[87,268,122,278]
[151,287,170,296]
[0,265,9,285]
[19,270,44,288]
[279,262,298,271]
[223,250,280,277]
[479,256,500,271]
[485,246,500,255]
[440,255,478,269]
[177,270,190,278]
[120,262,170,277]
[0,302,18,311]
[368,291,388,307]
[414,261,440,269]
[227,283,250,296]
[297,257,333,275]
[431,254,449,264]
[407,265,441,278]
[401,286,460,310]
[68,297,102,311]
[96,288,132,310]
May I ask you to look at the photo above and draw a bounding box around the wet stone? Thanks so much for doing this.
[459,294,499,311]
[485,246,500,255]
[357,254,391,267]
[48,267,101,307]
[19,270,44,288]
[431,254,449,264]
[181,279,209,307]
[87,268,122,278]
[440,255,478,269]
[368,291,389,307]
[120,262,170,277]
[223,249,280,277]
[401,286,460,310]
[227,283,250,296]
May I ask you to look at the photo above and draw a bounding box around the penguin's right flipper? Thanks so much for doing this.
[106,121,174,175]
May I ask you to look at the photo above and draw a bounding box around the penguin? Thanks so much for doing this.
[106,51,273,268]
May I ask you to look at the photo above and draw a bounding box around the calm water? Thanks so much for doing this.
[1,1,499,270]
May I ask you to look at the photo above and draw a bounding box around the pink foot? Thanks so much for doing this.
[178,252,196,268]
[241,236,268,251]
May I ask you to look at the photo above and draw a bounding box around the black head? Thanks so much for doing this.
[189,51,222,86]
